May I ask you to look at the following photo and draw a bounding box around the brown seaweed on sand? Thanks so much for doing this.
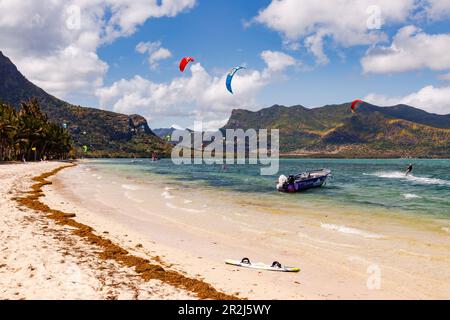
[15,163,238,300]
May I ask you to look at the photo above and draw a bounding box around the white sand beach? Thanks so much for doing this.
[1,161,450,300]
[0,162,195,300]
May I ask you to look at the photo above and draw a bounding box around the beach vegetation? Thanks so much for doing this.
[0,99,72,161]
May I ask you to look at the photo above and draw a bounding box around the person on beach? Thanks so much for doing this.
[405,163,413,175]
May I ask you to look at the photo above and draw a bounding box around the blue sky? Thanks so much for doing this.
[98,0,409,105]
[96,0,450,128]
[2,0,450,129]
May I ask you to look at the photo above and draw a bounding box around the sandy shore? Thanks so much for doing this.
[40,161,450,300]
[0,161,214,300]
[2,161,449,300]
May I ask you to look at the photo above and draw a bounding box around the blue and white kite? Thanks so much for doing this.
[226,66,245,94]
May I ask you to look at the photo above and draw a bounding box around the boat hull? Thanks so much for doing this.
[277,169,331,193]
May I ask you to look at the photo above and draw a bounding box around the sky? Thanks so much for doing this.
[1,0,450,130]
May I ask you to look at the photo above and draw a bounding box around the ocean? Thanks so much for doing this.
[49,157,450,298]
[85,158,450,220]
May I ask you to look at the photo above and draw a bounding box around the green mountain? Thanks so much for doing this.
[153,127,178,139]
[0,51,170,157]
[223,103,450,158]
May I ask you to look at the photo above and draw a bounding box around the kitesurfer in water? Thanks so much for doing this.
[405,163,413,175]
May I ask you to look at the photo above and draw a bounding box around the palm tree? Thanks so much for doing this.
[0,99,73,161]
[0,103,19,161]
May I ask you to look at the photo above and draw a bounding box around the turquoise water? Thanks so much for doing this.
[88,158,450,219]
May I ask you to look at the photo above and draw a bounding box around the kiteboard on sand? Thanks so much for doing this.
[225,258,300,273]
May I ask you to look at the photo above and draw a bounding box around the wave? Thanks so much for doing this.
[124,191,144,204]
[165,202,204,213]
[297,232,360,248]
[121,184,140,191]
[234,212,249,217]
[402,193,422,200]
[161,191,174,199]
[320,223,385,239]
[365,171,450,186]
[161,186,175,199]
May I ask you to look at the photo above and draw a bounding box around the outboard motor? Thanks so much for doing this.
[287,175,296,192]
[276,175,288,191]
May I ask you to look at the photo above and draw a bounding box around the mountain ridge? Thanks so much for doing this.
[0,51,170,157]
[222,102,450,158]
[3,50,449,159]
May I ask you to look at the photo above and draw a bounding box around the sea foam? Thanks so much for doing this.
[165,202,204,213]
[402,193,421,199]
[121,184,140,191]
[320,223,385,239]
[161,191,174,199]
[365,171,450,186]
[124,192,144,203]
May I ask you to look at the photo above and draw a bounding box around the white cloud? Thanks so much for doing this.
[135,41,173,69]
[425,0,450,20]
[254,0,415,64]
[98,0,197,43]
[148,48,172,69]
[364,85,450,114]
[362,26,450,74]
[95,51,298,126]
[261,50,298,72]
[17,46,108,97]
[95,64,263,120]
[200,118,229,132]
[0,0,196,99]
[304,31,329,65]
[136,41,161,54]
[282,40,301,51]
[170,124,185,130]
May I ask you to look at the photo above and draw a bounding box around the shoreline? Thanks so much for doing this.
[2,160,449,299]
[1,161,235,300]
[42,160,450,299]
